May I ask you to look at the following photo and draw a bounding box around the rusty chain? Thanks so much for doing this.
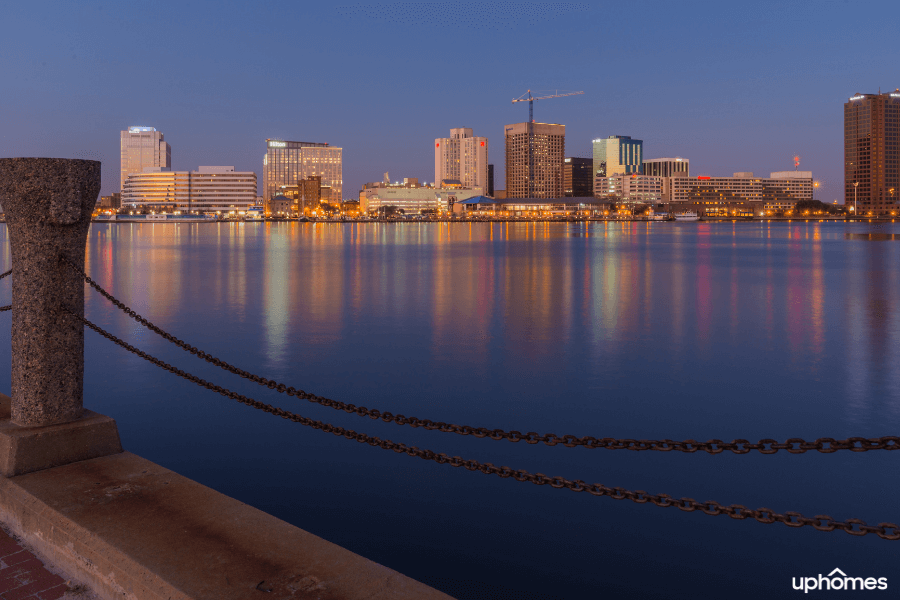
[0,269,10,281]
[61,257,900,456]
[65,307,900,540]
[0,305,9,312]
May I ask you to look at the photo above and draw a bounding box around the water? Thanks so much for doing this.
[0,220,898,599]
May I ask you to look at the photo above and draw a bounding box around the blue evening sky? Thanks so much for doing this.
[1,0,897,201]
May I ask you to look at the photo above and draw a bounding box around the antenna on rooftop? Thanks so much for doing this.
[794,155,801,171]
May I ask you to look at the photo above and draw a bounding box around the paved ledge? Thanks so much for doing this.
[0,452,452,600]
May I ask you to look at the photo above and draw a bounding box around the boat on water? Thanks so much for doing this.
[674,211,700,222]
[95,214,218,223]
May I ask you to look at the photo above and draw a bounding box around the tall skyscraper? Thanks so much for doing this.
[120,126,171,192]
[434,128,488,189]
[563,157,593,196]
[263,139,342,202]
[845,90,900,216]
[505,122,565,198]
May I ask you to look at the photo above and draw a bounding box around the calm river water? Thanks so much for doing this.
[0,220,898,599]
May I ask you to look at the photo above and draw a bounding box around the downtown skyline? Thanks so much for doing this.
[1,0,898,201]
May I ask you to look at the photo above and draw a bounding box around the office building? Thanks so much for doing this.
[505,122,565,199]
[263,139,342,203]
[122,166,257,213]
[668,172,813,208]
[564,157,593,197]
[845,90,900,216]
[279,175,322,214]
[643,158,689,178]
[435,128,489,190]
[488,164,494,197]
[595,174,662,204]
[592,136,643,193]
[120,126,171,192]
[98,193,121,210]
[643,158,690,201]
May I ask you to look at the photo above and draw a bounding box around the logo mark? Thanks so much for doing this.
[793,568,887,593]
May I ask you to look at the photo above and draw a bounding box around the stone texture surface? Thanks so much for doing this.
[0,158,100,427]
[0,393,123,478]
[0,452,453,600]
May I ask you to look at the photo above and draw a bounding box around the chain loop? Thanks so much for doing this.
[60,257,900,457]
[65,308,899,541]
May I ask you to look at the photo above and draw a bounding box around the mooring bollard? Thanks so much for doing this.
[0,158,121,476]
[0,158,98,426]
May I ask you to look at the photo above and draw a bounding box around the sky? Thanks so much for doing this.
[1,0,899,202]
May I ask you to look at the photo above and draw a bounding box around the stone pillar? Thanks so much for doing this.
[0,158,99,427]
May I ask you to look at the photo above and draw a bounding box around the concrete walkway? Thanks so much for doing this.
[0,528,67,599]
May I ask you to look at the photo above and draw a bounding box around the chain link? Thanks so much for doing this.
[63,258,900,457]
[0,305,9,312]
[67,308,899,541]
[0,269,11,281]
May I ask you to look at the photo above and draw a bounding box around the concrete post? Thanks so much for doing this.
[0,158,99,426]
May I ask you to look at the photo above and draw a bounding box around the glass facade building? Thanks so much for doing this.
[592,136,643,195]
[563,157,593,197]
[120,126,171,192]
[844,90,900,216]
[263,140,342,203]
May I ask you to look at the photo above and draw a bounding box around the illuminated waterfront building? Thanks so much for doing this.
[642,158,689,201]
[120,126,171,192]
[595,174,662,203]
[844,90,900,216]
[359,179,482,214]
[592,136,643,195]
[122,166,257,213]
[263,139,342,204]
[668,172,813,210]
[279,175,322,214]
[434,128,489,191]
[563,157,593,197]
[505,122,565,199]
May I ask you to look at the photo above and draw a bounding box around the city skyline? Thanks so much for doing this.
[2,1,898,201]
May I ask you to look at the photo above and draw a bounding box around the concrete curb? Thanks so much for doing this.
[0,452,453,600]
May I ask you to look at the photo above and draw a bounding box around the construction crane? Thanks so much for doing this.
[512,89,584,123]
[511,90,584,197]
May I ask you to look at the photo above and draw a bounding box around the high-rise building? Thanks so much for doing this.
[263,139,342,203]
[505,122,565,198]
[564,157,593,197]
[435,128,488,190]
[845,90,900,216]
[488,164,494,197]
[592,136,643,196]
[122,166,257,213]
[120,126,171,192]
[643,158,689,178]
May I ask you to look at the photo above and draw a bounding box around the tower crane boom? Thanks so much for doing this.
[510,89,584,197]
